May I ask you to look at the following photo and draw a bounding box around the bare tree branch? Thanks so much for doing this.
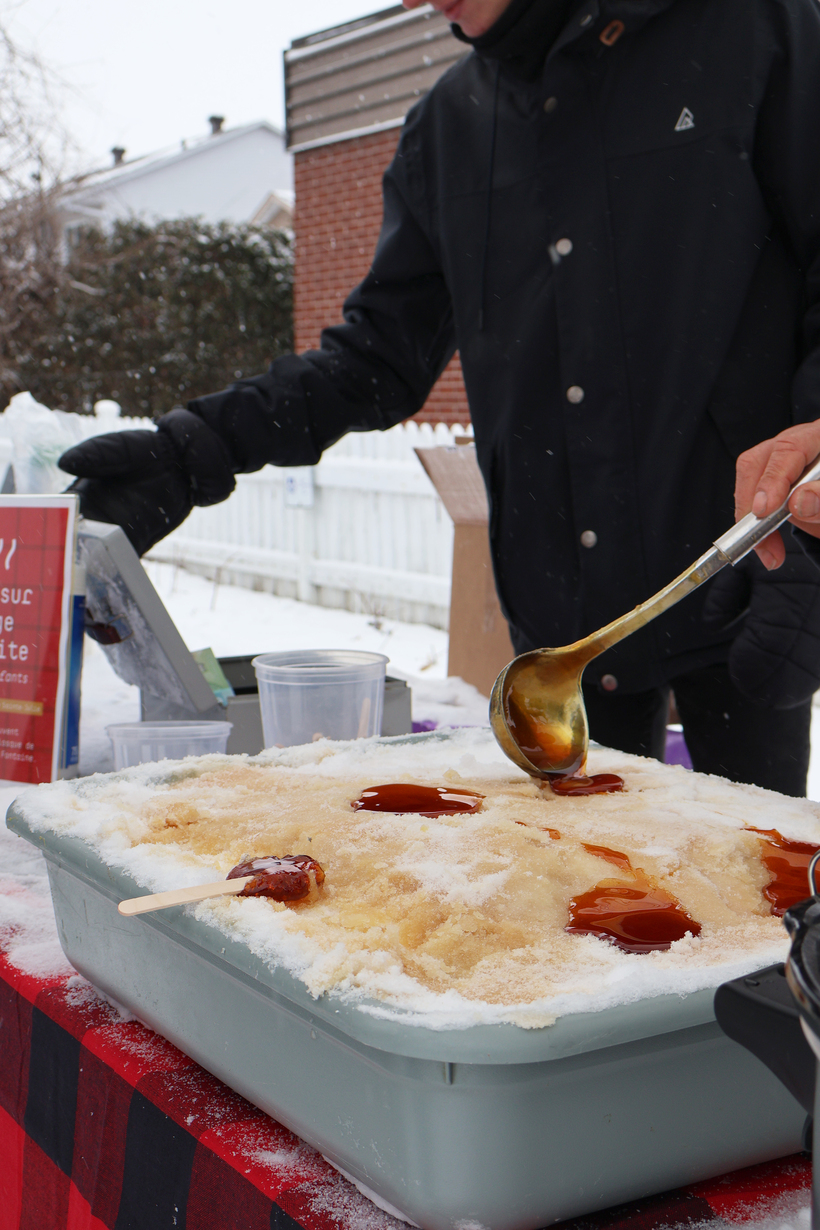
[0,9,73,397]
[0,8,70,195]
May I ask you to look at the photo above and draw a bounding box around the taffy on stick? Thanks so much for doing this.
[118,855,325,916]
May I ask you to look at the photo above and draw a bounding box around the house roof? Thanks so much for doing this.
[64,120,286,200]
[59,120,293,229]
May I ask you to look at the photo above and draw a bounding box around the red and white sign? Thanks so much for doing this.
[0,495,78,784]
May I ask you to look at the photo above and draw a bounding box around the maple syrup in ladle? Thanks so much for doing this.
[505,694,624,796]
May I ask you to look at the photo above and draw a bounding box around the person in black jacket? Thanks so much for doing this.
[60,0,820,795]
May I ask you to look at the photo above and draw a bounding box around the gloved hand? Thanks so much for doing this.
[702,530,820,708]
[58,409,235,556]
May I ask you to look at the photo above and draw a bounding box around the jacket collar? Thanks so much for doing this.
[453,0,678,76]
[452,0,577,79]
[552,0,677,53]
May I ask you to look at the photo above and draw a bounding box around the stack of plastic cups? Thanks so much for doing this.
[252,650,388,748]
[106,721,232,768]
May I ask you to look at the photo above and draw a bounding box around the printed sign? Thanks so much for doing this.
[0,495,78,783]
[283,468,314,508]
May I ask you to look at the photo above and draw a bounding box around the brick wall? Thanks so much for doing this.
[293,130,470,426]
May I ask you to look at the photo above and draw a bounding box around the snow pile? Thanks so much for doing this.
[10,728,819,1030]
[0,391,87,494]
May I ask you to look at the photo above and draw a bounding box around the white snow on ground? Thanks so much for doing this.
[77,636,143,774]
[140,561,491,737]
[142,561,452,680]
[75,564,490,777]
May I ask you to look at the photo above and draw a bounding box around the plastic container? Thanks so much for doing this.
[252,650,387,748]
[106,720,232,768]
[5,735,805,1230]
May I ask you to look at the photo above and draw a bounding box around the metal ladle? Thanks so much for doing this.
[490,457,820,780]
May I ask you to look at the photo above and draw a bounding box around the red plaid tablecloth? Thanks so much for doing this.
[0,949,812,1230]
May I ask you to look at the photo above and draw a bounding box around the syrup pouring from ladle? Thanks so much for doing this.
[490,456,820,781]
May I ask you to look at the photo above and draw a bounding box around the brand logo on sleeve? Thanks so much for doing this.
[674,107,695,131]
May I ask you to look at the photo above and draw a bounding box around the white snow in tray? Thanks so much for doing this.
[11,727,820,1030]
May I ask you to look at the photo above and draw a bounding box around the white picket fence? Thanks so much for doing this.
[148,420,472,629]
[0,394,471,629]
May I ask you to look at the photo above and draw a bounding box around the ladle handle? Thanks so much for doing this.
[713,454,820,564]
[579,453,820,662]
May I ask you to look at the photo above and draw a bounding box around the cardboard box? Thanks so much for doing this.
[415,444,513,698]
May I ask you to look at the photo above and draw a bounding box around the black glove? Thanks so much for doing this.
[58,409,235,556]
[702,530,820,708]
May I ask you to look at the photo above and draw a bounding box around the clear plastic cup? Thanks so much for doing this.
[252,650,388,748]
[106,720,232,769]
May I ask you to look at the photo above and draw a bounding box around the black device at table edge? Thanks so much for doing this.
[78,518,413,754]
[715,881,820,1229]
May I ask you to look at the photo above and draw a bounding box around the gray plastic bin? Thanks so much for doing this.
[7,803,804,1230]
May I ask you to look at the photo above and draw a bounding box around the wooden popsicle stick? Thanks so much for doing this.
[118,876,254,916]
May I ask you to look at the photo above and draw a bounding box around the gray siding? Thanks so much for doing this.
[285,5,467,151]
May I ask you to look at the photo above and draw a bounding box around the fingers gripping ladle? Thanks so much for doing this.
[490,456,820,780]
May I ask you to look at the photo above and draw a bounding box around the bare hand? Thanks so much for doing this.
[735,423,820,569]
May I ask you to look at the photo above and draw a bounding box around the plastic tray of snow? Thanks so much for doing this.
[5,729,810,1229]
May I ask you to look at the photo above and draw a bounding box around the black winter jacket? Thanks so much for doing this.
[190,0,820,693]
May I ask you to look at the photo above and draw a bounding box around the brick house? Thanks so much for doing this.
[285,5,471,426]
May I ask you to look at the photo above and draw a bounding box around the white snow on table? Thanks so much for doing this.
[0,799,73,978]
